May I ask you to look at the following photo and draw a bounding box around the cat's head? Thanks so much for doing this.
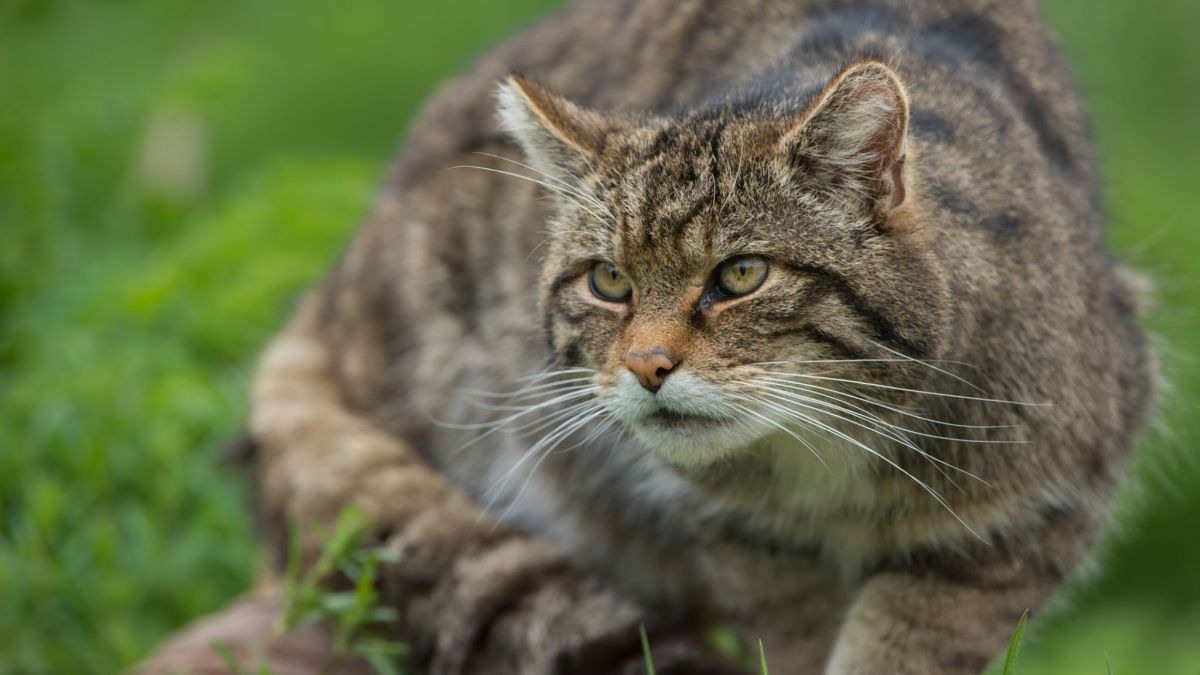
[498,61,950,466]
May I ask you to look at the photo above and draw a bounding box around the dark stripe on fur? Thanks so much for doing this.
[785,263,930,358]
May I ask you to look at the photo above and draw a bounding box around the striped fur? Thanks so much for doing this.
[155,1,1156,674]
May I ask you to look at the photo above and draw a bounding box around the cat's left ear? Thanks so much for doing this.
[497,75,617,183]
[779,60,911,220]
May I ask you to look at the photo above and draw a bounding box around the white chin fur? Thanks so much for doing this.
[628,422,753,466]
[606,370,763,466]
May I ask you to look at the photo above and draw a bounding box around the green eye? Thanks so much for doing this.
[715,255,769,297]
[588,261,633,302]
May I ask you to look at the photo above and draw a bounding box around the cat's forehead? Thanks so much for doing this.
[593,119,787,274]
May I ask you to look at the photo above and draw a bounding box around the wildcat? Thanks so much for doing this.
[141,0,1154,673]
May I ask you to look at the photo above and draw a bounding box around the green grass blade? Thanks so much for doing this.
[640,623,656,675]
[1002,610,1030,675]
[210,640,252,675]
[758,639,769,675]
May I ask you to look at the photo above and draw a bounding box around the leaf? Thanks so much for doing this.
[369,607,400,623]
[318,592,359,614]
[640,623,656,675]
[374,548,404,564]
[360,649,405,675]
[758,639,769,675]
[1002,610,1029,675]
[356,638,409,656]
[210,640,251,675]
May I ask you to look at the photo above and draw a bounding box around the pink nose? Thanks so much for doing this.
[624,350,678,392]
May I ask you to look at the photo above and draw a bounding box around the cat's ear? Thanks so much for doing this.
[780,60,911,219]
[497,75,614,182]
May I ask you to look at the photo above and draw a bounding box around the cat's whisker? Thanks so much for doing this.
[489,407,611,521]
[438,386,598,428]
[751,357,979,387]
[524,227,608,262]
[720,144,745,214]
[749,358,977,369]
[753,379,1004,488]
[756,378,1026,443]
[763,371,1051,407]
[463,379,600,403]
[861,339,986,393]
[750,384,984,487]
[729,402,831,472]
[439,396,598,461]
[758,376,1022,432]
[459,376,594,402]
[747,384,959,481]
[487,400,606,450]
[448,164,613,224]
[515,367,599,383]
[472,152,612,216]
[479,402,605,505]
[733,393,982,541]
[461,388,598,414]
[494,414,616,525]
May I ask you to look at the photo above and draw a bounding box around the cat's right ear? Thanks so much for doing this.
[778,61,911,222]
[497,76,614,182]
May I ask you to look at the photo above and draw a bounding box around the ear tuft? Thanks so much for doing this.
[496,76,610,181]
[782,60,911,215]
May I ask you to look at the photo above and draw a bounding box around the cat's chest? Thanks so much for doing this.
[768,431,881,511]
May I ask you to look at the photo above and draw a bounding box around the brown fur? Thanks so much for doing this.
[143,1,1154,674]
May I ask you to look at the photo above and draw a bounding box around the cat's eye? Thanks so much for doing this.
[588,261,633,302]
[715,255,769,297]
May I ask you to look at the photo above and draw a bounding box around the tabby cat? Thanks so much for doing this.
[142,0,1154,673]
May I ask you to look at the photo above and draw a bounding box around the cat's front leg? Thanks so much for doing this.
[824,502,1100,675]
[823,541,1079,675]
[701,544,850,675]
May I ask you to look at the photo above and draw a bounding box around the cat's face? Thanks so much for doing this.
[500,62,949,466]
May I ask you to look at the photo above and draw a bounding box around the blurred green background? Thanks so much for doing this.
[0,1,1197,673]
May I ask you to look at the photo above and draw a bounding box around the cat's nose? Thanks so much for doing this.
[625,349,678,393]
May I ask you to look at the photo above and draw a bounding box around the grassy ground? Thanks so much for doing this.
[1,1,1198,673]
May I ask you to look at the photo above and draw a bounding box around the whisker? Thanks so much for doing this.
[472,152,612,215]
[730,402,831,472]
[862,339,985,393]
[459,376,594,400]
[436,387,598,427]
[763,371,1050,407]
[720,144,745,213]
[732,393,983,540]
[479,403,604,503]
[750,358,977,369]
[490,408,609,520]
[515,367,599,383]
[750,385,964,485]
[751,385,985,487]
[758,376,1020,431]
[448,164,612,224]
[460,384,597,411]
[756,378,1026,443]
[758,377,1017,431]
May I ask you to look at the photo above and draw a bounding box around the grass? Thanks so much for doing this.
[641,624,657,675]
[0,0,1198,673]
[276,508,408,675]
[213,507,409,675]
[1002,612,1030,675]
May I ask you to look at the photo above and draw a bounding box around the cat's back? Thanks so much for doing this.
[392,0,1094,200]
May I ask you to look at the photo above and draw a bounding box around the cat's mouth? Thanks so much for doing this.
[643,408,731,433]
